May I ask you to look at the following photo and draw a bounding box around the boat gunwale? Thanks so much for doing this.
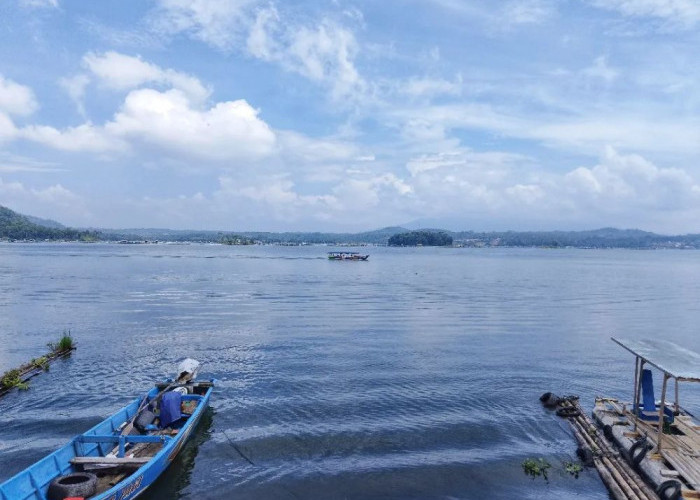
[0,380,214,500]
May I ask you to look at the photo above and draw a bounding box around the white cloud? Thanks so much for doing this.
[564,146,698,211]
[149,0,258,51]
[400,76,462,98]
[247,5,279,60]
[59,74,90,118]
[247,7,365,102]
[0,75,38,116]
[19,0,58,8]
[20,123,123,153]
[13,54,275,163]
[0,152,60,173]
[0,112,17,142]
[502,0,554,25]
[105,88,276,162]
[0,177,87,223]
[395,101,700,156]
[277,131,358,164]
[582,56,618,83]
[83,51,211,103]
[587,0,700,27]
[146,2,366,103]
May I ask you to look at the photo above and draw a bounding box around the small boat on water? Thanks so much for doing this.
[327,251,369,261]
[0,359,214,500]
[592,338,700,500]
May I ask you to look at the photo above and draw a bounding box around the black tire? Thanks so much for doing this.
[629,439,649,469]
[540,392,560,408]
[576,446,594,466]
[48,472,97,500]
[656,480,682,500]
[602,424,614,442]
[556,406,581,418]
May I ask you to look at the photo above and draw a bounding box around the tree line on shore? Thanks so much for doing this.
[3,204,700,249]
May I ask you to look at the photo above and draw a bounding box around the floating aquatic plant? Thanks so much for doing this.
[1,369,29,390]
[47,330,74,352]
[522,458,551,481]
[31,356,49,371]
[564,461,583,478]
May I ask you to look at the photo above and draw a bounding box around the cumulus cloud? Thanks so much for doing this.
[0,75,39,116]
[83,51,211,103]
[21,123,123,153]
[393,146,700,231]
[0,177,87,223]
[105,88,276,162]
[564,146,698,211]
[402,150,539,216]
[0,113,17,142]
[11,53,275,163]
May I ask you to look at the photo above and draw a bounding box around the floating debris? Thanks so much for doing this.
[0,331,76,397]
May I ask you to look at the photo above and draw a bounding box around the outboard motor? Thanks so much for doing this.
[177,358,200,383]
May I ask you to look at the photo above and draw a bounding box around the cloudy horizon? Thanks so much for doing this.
[1,0,699,234]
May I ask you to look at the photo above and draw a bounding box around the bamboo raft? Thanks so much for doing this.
[593,397,700,500]
[549,338,700,500]
[551,396,661,500]
[0,346,75,398]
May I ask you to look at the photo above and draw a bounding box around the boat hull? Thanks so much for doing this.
[0,381,213,500]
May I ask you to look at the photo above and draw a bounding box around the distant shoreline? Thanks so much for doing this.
[1,238,698,250]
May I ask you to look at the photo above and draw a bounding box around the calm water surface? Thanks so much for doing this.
[1,243,699,499]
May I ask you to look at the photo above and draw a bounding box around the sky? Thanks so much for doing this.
[0,0,699,233]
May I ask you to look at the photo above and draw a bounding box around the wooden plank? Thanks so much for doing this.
[70,456,150,466]
[661,450,700,489]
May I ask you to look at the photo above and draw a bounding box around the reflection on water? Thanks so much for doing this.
[1,243,699,499]
[145,408,215,500]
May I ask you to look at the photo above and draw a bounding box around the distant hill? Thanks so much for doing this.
[3,204,700,248]
[449,228,700,249]
[24,214,65,229]
[0,205,98,241]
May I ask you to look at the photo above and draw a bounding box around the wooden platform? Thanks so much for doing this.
[594,398,700,498]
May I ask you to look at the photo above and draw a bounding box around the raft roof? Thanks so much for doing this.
[612,337,700,382]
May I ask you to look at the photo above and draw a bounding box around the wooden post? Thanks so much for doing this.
[657,373,669,452]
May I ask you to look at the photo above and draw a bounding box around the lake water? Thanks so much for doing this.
[1,243,699,499]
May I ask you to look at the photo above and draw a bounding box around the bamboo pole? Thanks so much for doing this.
[570,418,654,500]
[574,417,654,499]
[560,399,659,500]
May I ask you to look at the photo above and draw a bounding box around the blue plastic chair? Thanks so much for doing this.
[637,369,674,423]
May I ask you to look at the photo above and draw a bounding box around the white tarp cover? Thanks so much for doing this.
[612,337,700,382]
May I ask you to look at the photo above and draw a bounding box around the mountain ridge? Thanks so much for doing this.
[2,204,699,248]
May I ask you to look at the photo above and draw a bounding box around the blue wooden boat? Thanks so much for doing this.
[0,359,214,500]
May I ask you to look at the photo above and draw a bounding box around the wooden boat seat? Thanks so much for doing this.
[78,434,169,444]
[70,456,151,466]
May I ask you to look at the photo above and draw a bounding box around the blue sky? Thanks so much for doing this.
[0,0,699,233]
